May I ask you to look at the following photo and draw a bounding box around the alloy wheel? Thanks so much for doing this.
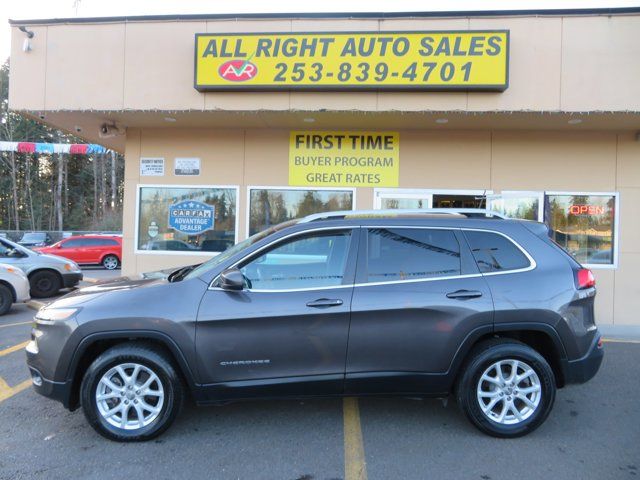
[476,359,542,425]
[96,363,164,430]
[103,256,118,270]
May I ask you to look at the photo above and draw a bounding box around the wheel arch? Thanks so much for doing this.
[64,330,197,411]
[99,252,120,264]
[0,280,17,302]
[27,267,63,282]
[448,323,569,390]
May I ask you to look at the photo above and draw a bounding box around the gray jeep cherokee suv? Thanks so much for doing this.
[26,210,603,441]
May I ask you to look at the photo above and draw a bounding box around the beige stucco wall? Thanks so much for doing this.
[9,14,640,113]
[121,128,640,326]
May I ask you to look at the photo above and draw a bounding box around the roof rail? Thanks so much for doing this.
[299,208,507,223]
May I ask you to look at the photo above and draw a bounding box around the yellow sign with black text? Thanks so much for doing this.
[289,131,400,187]
[195,31,509,91]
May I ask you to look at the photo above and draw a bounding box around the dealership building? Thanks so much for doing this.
[7,8,640,326]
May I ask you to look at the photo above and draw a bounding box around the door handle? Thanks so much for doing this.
[446,290,483,299]
[306,298,344,308]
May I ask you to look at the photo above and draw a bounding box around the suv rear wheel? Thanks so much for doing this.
[456,339,556,438]
[80,343,183,441]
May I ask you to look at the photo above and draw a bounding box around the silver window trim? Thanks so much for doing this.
[208,225,536,293]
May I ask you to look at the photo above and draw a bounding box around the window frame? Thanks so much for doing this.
[209,226,359,293]
[246,185,357,239]
[135,183,240,256]
[544,190,620,270]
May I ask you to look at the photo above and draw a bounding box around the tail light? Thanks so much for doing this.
[576,268,596,289]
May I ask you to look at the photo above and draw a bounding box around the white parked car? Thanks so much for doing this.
[0,237,83,298]
[0,263,31,315]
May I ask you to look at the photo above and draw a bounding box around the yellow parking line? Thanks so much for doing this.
[344,397,368,480]
[0,377,32,403]
[0,320,33,329]
[0,340,30,357]
[602,338,640,344]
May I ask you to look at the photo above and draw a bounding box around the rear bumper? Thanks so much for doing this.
[562,335,604,385]
[61,272,83,288]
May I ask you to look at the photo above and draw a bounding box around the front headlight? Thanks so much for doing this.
[35,308,79,324]
[63,262,80,272]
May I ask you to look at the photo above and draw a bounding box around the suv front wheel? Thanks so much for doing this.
[456,339,556,438]
[80,343,183,441]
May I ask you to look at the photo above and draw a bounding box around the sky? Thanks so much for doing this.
[2,0,640,61]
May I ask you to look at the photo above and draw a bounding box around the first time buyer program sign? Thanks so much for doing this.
[289,132,399,187]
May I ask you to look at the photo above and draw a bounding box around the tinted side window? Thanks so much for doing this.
[366,228,461,282]
[464,230,531,273]
[61,239,87,248]
[240,230,352,290]
[84,238,119,247]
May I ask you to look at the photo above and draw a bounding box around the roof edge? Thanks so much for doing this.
[8,7,640,26]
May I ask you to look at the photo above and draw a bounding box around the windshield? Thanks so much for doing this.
[20,233,45,242]
[183,220,298,281]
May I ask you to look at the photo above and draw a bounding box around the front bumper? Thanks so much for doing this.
[13,277,31,302]
[26,363,74,409]
[561,335,604,385]
[61,272,83,288]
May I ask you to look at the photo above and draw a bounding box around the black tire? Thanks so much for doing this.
[455,338,556,438]
[0,284,13,315]
[102,254,119,270]
[80,342,183,442]
[29,270,61,298]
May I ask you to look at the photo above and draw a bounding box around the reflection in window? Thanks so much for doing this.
[489,195,540,221]
[240,231,351,290]
[137,186,236,253]
[380,197,430,209]
[366,228,461,282]
[249,188,353,236]
[464,231,530,273]
[545,194,616,265]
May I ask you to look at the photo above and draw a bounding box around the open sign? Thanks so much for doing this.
[569,205,605,216]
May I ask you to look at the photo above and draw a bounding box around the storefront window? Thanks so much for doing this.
[544,193,617,265]
[248,188,354,236]
[488,192,542,221]
[137,186,237,253]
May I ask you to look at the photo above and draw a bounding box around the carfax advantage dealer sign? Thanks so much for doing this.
[195,31,509,91]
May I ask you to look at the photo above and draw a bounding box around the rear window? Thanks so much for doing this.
[366,228,461,282]
[464,230,531,273]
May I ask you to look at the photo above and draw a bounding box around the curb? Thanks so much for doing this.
[82,277,100,284]
[26,300,46,311]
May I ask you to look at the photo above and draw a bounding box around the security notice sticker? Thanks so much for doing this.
[195,31,508,91]
[289,131,399,187]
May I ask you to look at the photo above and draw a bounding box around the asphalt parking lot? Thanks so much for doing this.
[0,302,638,480]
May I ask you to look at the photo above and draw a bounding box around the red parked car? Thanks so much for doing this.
[35,235,122,270]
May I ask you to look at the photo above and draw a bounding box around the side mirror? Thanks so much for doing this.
[219,268,245,291]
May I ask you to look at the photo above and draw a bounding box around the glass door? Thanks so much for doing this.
[487,191,544,221]
[374,190,433,210]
